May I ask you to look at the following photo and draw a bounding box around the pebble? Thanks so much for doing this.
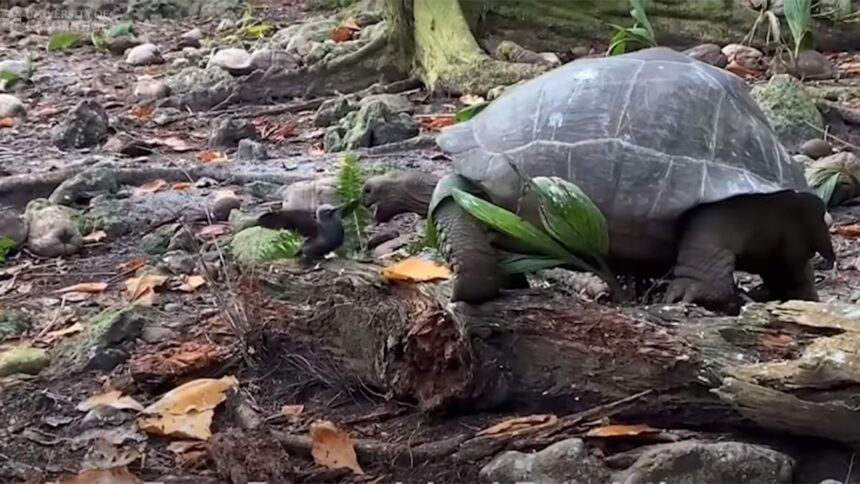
[181,28,203,41]
[209,117,260,149]
[126,43,163,66]
[684,43,728,68]
[0,93,25,118]
[800,138,834,159]
[208,48,253,76]
[236,138,268,161]
[133,76,171,102]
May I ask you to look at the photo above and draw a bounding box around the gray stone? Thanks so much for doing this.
[52,100,110,150]
[684,43,728,68]
[167,226,195,252]
[800,139,834,160]
[133,76,171,102]
[324,99,419,152]
[208,47,252,76]
[285,34,312,58]
[612,441,794,484]
[209,117,260,150]
[0,346,49,377]
[160,250,197,274]
[313,96,356,127]
[358,93,413,114]
[0,93,25,118]
[125,43,163,66]
[217,19,236,31]
[141,324,177,343]
[236,138,268,161]
[49,167,119,206]
[25,201,83,257]
[751,74,824,153]
[141,223,180,255]
[250,47,299,72]
[181,28,203,42]
[0,208,28,247]
[479,438,610,484]
[0,59,29,82]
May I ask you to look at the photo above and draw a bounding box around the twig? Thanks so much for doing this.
[805,121,860,152]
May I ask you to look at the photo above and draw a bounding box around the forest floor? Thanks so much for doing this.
[1,1,860,483]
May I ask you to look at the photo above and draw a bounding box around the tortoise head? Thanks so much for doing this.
[361,171,438,223]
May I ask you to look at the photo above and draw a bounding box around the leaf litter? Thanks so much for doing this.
[137,375,239,441]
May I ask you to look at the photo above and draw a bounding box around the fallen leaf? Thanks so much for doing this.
[381,257,452,282]
[310,420,364,475]
[55,467,142,484]
[0,117,14,127]
[330,17,361,43]
[834,224,860,237]
[171,181,193,190]
[196,150,226,163]
[477,414,559,437]
[55,282,108,294]
[82,230,108,243]
[459,93,485,106]
[41,322,84,343]
[124,274,168,305]
[77,390,145,413]
[417,114,456,130]
[725,60,758,79]
[157,136,195,152]
[167,440,207,454]
[130,104,154,119]
[117,258,146,273]
[167,440,209,468]
[281,404,304,417]
[81,438,141,471]
[585,423,660,438]
[177,274,206,292]
[137,376,238,441]
[197,224,229,239]
[135,178,168,194]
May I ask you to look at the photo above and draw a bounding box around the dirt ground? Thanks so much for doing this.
[1,1,860,483]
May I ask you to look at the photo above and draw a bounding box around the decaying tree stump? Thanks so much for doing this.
[247,260,860,448]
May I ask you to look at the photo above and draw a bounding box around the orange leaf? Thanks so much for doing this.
[477,414,558,437]
[41,322,85,343]
[136,179,168,193]
[55,282,108,294]
[196,150,226,163]
[310,420,364,475]
[341,17,361,31]
[117,258,146,273]
[0,117,14,127]
[124,274,168,305]
[138,376,238,441]
[834,224,860,238]
[381,257,451,282]
[585,423,660,438]
[330,17,360,43]
[177,274,206,292]
[171,182,193,190]
[130,104,155,119]
[77,389,144,412]
[418,114,456,130]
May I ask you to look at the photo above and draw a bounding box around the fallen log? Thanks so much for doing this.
[247,259,860,447]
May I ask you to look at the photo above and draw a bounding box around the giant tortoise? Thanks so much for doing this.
[361,47,835,310]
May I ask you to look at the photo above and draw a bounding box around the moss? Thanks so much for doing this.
[0,346,50,377]
[750,74,824,151]
[0,309,31,340]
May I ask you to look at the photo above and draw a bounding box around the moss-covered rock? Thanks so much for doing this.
[141,223,180,255]
[165,66,235,95]
[324,99,419,152]
[750,75,824,153]
[0,346,49,377]
[0,309,31,340]
[24,199,84,258]
[49,167,120,207]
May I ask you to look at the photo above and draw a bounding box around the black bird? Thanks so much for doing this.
[256,200,357,262]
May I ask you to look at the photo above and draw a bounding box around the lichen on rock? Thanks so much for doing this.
[750,74,824,153]
[324,98,419,152]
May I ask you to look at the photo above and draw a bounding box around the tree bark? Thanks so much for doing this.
[248,260,860,447]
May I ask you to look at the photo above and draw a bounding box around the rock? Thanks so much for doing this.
[0,346,49,377]
[495,40,560,67]
[0,309,31,341]
[250,47,299,72]
[324,99,420,152]
[181,28,204,42]
[570,45,592,59]
[236,138,268,161]
[103,133,154,157]
[208,48,253,76]
[107,37,140,56]
[141,223,180,255]
[141,325,177,344]
[479,438,611,484]
[228,210,259,233]
[0,93,25,118]
[49,167,119,206]
[359,93,413,114]
[684,43,728,68]
[160,251,197,274]
[209,117,260,150]
[800,139,834,160]
[181,47,204,62]
[0,59,29,84]
[52,100,110,150]
[723,43,767,72]
[133,76,171,102]
[217,19,235,31]
[751,74,824,152]
[0,208,28,247]
[285,34,312,58]
[25,200,83,257]
[51,306,151,372]
[808,152,860,206]
[612,441,794,484]
[211,190,242,221]
[279,177,338,213]
[125,43,163,66]
[313,96,356,127]
[538,52,562,66]
[167,227,195,252]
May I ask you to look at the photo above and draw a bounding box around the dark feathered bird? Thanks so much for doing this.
[256,200,357,262]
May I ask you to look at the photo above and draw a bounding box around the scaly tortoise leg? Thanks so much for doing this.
[433,198,504,303]
[664,244,740,313]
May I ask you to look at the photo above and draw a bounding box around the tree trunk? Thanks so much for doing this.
[248,260,860,448]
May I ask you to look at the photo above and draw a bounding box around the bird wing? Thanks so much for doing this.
[256,209,320,238]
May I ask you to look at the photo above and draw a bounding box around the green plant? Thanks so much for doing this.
[607,0,658,56]
[451,175,621,297]
[455,101,490,122]
[92,21,137,51]
[807,165,845,205]
[47,31,84,52]
[0,237,17,263]
[335,152,372,256]
[784,0,813,59]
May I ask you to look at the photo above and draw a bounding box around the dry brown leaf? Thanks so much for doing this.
[158,136,195,152]
[171,181,193,190]
[130,104,154,119]
[117,258,146,273]
[41,322,85,343]
[196,150,226,163]
[55,466,142,484]
[459,93,485,106]
[310,420,364,475]
[417,114,456,130]
[136,179,168,194]
[167,440,207,454]
[197,224,229,239]
[124,274,168,305]
[834,224,860,237]
[281,404,304,417]
[585,423,660,438]
[55,282,108,294]
[177,274,206,292]
[381,257,451,282]
[330,17,360,43]
[0,117,15,128]
[82,438,142,471]
[82,230,109,243]
[477,414,559,437]
[77,390,145,413]
[137,376,238,441]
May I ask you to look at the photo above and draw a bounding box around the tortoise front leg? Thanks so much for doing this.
[664,241,741,313]
[433,198,504,303]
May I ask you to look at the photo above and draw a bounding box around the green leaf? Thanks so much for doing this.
[455,101,489,123]
[47,32,83,52]
[243,23,274,38]
[452,189,571,261]
[0,236,16,263]
[530,176,610,257]
[813,171,842,204]
[607,29,629,56]
[499,253,567,275]
[336,152,370,254]
[784,0,813,55]
[91,31,109,51]
[629,0,656,42]
[0,70,22,84]
[107,21,135,38]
